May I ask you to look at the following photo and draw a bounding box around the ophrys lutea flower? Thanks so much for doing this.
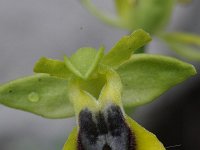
[63,67,165,150]
[0,29,196,149]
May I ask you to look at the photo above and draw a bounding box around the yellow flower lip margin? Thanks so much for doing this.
[63,116,165,150]
[63,67,165,150]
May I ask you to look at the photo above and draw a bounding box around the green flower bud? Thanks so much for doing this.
[81,0,176,34]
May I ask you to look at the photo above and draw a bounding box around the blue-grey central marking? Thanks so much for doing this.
[78,105,136,150]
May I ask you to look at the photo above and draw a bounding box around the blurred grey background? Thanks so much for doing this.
[0,0,200,150]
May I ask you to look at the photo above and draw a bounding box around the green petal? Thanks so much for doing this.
[126,116,165,150]
[117,54,196,107]
[102,29,151,68]
[161,32,200,61]
[0,74,74,118]
[62,127,78,150]
[34,57,72,79]
[64,47,104,79]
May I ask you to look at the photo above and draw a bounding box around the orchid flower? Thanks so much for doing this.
[0,29,196,149]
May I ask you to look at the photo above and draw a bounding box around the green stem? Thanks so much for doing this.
[81,0,126,28]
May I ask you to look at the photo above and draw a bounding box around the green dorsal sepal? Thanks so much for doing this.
[64,47,104,80]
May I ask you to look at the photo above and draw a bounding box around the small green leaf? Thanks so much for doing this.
[0,74,74,118]
[117,54,196,107]
[64,47,104,79]
[102,29,151,68]
[34,57,71,79]
[161,32,200,61]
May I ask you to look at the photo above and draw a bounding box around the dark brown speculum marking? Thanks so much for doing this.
[78,105,136,150]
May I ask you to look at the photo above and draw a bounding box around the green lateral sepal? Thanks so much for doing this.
[0,74,74,118]
[117,54,196,108]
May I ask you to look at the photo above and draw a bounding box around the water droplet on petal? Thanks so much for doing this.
[28,92,39,102]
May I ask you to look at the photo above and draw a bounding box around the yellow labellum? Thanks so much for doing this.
[63,116,165,150]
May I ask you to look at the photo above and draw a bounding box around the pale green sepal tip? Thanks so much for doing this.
[102,29,152,68]
[0,74,74,118]
[117,54,196,108]
[64,47,104,80]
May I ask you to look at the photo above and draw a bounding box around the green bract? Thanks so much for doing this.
[0,29,196,119]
